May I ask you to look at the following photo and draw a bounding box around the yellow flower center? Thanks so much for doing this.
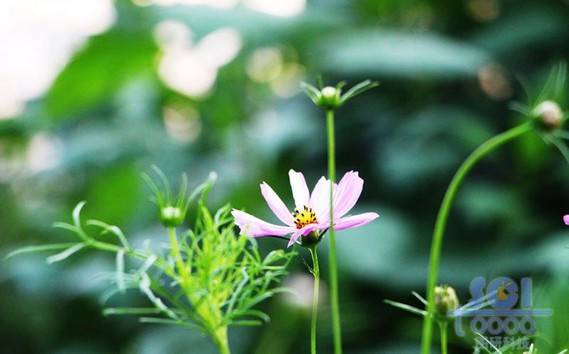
[293,206,317,229]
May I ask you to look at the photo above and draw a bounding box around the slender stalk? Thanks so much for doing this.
[169,228,230,354]
[168,227,189,285]
[213,326,230,354]
[326,109,343,354]
[420,122,533,354]
[439,321,448,354]
[309,247,320,354]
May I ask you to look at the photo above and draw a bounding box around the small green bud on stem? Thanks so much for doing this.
[301,79,378,112]
[434,285,459,319]
[318,86,342,110]
[534,100,564,130]
[160,206,185,227]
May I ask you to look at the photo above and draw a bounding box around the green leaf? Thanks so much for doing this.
[46,243,87,264]
[87,219,130,250]
[46,29,156,119]
[103,307,162,316]
[383,299,426,317]
[339,80,379,104]
[300,82,321,104]
[52,222,89,242]
[5,243,79,259]
[471,8,569,56]
[72,201,87,228]
[116,249,126,293]
[317,30,489,78]
[231,320,263,327]
[139,317,201,331]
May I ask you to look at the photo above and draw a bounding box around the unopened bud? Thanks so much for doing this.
[300,231,322,247]
[160,206,185,227]
[318,86,342,110]
[534,100,564,130]
[434,285,459,318]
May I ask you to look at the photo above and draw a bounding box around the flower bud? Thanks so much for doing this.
[300,231,322,247]
[160,206,185,227]
[534,100,564,130]
[318,86,342,110]
[434,285,459,318]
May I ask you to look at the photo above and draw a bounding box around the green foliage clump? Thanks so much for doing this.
[9,174,294,354]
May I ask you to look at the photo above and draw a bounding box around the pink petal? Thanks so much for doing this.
[564,214,569,226]
[232,209,293,237]
[260,182,294,226]
[334,171,364,218]
[309,177,333,223]
[289,169,310,210]
[287,224,319,247]
[333,212,379,231]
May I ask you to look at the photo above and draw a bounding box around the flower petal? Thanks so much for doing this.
[333,212,379,231]
[289,169,310,210]
[287,224,319,247]
[232,209,293,237]
[260,182,294,226]
[310,177,334,223]
[564,214,569,226]
[334,171,364,218]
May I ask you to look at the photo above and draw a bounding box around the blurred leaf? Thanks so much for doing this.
[46,29,156,119]
[85,163,141,225]
[515,130,550,171]
[316,30,490,78]
[332,205,415,286]
[457,182,525,226]
[532,231,569,277]
[377,106,493,192]
[156,6,343,43]
[471,8,569,57]
[534,279,569,352]
[243,103,320,161]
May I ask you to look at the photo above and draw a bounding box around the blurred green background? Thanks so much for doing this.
[1,0,569,353]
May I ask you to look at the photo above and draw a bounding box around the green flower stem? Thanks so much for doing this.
[326,109,343,354]
[169,228,233,354]
[420,121,533,354]
[439,321,448,354]
[168,227,190,287]
[309,246,320,354]
[213,326,230,354]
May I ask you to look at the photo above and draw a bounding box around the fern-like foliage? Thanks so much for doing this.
[8,173,295,354]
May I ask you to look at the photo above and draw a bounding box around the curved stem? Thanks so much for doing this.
[326,109,343,354]
[420,122,533,354]
[309,247,320,354]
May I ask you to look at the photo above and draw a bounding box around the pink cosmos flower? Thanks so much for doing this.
[232,169,379,247]
[564,215,569,225]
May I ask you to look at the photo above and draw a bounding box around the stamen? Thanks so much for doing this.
[292,205,318,229]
